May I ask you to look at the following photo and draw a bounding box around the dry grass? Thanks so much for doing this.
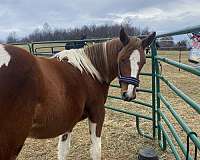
[17,50,199,160]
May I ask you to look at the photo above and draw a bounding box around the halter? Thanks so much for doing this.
[117,63,140,87]
[118,75,140,87]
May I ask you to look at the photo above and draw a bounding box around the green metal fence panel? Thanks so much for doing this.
[156,56,200,76]
[152,25,200,159]
[9,42,32,53]
[159,124,181,160]
[156,25,200,38]
[151,39,158,139]
[158,75,200,113]
[23,38,155,139]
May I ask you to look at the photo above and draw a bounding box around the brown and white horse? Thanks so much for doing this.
[0,28,155,160]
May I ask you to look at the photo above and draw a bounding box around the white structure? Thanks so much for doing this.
[187,33,200,64]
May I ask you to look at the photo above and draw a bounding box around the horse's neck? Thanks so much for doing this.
[105,39,123,83]
[84,39,122,84]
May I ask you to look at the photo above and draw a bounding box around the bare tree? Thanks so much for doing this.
[6,32,18,43]
[11,23,150,42]
[176,40,187,50]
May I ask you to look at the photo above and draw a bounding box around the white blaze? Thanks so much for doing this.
[0,44,11,68]
[127,49,140,97]
[89,120,101,160]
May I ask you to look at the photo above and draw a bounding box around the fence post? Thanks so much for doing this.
[151,40,167,150]
[151,40,157,139]
[31,43,34,54]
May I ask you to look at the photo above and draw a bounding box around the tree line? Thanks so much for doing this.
[6,22,149,43]
[6,22,187,50]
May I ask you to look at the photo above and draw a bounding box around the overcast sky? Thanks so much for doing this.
[0,0,200,41]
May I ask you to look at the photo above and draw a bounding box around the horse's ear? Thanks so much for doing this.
[142,32,156,48]
[120,28,130,46]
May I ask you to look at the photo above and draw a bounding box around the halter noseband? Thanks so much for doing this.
[118,75,140,87]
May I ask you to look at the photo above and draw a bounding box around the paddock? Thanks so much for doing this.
[12,26,200,160]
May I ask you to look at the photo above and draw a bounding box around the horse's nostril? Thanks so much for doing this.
[122,92,126,97]
[122,92,129,101]
[122,92,136,101]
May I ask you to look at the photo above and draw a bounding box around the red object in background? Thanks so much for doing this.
[191,33,200,42]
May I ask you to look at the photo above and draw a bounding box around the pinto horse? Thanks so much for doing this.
[0,29,155,160]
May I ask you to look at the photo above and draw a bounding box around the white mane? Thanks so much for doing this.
[52,49,102,82]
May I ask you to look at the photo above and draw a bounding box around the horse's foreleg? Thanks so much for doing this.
[88,107,105,160]
[57,132,72,160]
[89,120,101,160]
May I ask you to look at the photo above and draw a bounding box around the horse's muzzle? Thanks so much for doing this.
[121,92,136,102]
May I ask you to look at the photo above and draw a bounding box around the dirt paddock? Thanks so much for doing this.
[17,50,199,160]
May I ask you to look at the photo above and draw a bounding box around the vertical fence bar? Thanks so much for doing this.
[152,40,167,150]
[31,43,34,54]
[26,43,32,53]
[155,46,162,143]
[151,40,157,139]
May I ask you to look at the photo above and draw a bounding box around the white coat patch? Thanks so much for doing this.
[89,120,101,160]
[0,44,11,68]
[58,132,71,160]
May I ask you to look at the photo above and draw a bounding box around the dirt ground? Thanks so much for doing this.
[17,50,199,160]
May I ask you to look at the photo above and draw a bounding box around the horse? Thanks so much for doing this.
[0,28,156,160]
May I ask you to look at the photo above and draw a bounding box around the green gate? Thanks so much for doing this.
[103,26,200,159]
[151,25,200,159]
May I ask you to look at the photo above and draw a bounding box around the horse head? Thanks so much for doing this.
[118,28,156,101]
